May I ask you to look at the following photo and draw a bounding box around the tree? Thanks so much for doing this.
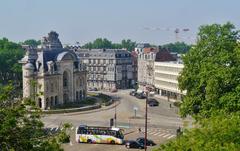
[178,23,240,118]
[155,112,240,151]
[121,39,136,51]
[0,38,24,86]
[82,38,136,51]
[0,84,64,151]
[22,39,41,47]
[162,42,191,54]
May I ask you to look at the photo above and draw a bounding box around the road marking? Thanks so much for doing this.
[71,126,74,130]
[167,135,176,139]
[153,132,162,136]
[159,133,166,137]
[163,134,172,138]
[70,141,73,146]
[118,125,130,128]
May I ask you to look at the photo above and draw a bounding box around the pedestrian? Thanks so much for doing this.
[170,103,172,108]
[138,128,141,133]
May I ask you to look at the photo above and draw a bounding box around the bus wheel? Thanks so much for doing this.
[87,139,92,143]
[110,140,115,144]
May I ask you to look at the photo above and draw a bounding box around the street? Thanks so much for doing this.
[42,89,184,150]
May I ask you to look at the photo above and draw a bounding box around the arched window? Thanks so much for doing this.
[76,91,79,101]
[63,71,68,88]
[79,78,83,87]
[51,96,54,106]
[55,96,58,105]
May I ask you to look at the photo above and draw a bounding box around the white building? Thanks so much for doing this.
[154,61,186,101]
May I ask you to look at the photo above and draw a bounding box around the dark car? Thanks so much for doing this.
[135,93,146,99]
[129,91,137,96]
[125,140,144,149]
[136,137,156,146]
[147,98,159,107]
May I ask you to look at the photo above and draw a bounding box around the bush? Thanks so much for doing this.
[58,132,70,143]
[173,101,181,107]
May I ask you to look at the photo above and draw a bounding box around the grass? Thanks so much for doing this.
[51,97,97,110]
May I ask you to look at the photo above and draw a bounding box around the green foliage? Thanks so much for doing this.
[82,38,136,51]
[0,84,63,151]
[178,22,240,118]
[162,42,191,54]
[0,38,24,86]
[155,112,240,151]
[21,39,41,47]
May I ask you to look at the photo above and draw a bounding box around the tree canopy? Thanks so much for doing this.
[156,23,240,151]
[21,39,41,47]
[161,42,191,54]
[0,84,65,151]
[82,38,136,51]
[0,38,24,86]
[155,112,240,151]
[178,22,240,118]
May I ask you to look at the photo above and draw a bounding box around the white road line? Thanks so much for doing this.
[71,126,74,130]
[148,131,157,135]
[167,135,176,139]
[153,132,162,136]
[159,133,167,137]
[70,141,73,146]
[163,134,172,138]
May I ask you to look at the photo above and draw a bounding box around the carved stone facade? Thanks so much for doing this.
[20,31,87,110]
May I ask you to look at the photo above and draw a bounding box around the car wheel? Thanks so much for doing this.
[126,145,130,149]
[150,143,153,146]
[87,139,92,143]
[110,140,115,144]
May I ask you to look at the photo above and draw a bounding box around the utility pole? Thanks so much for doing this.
[144,91,148,151]
[114,99,117,127]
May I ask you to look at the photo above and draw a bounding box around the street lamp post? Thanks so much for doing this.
[144,91,148,151]
[114,99,117,127]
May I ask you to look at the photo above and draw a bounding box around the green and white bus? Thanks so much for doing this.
[75,125,124,144]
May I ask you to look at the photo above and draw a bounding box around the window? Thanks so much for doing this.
[63,71,68,87]
[50,83,54,92]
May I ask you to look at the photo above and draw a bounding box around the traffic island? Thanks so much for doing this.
[43,93,115,114]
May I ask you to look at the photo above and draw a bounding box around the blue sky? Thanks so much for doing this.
[0,0,239,45]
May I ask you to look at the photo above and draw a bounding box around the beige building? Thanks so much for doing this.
[154,61,185,101]
[20,31,87,110]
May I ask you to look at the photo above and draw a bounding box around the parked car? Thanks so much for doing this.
[147,98,159,107]
[135,93,146,99]
[125,140,144,149]
[129,91,137,96]
[136,137,156,146]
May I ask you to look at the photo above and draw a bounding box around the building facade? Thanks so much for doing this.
[20,31,87,110]
[137,51,156,91]
[74,49,133,90]
[154,62,185,101]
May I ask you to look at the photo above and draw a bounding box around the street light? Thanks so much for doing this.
[144,90,149,151]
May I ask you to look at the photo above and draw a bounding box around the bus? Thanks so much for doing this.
[75,125,124,144]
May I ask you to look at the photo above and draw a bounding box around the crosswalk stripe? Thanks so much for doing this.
[159,133,166,137]
[163,134,172,138]
[167,135,176,139]
[153,132,162,136]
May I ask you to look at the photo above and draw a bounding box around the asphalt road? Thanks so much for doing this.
[42,89,184,150]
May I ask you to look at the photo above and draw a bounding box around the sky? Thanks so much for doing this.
[0,0,239,45]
